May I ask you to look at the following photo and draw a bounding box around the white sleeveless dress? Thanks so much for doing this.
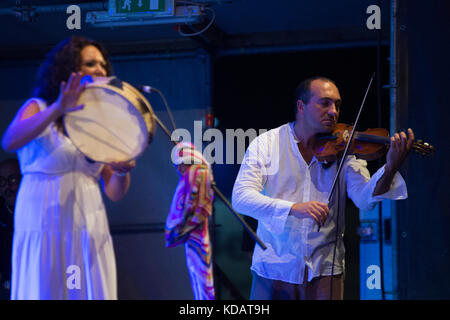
[11,98,117,300]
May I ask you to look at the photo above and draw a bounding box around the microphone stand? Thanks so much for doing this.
[149,95,267,251]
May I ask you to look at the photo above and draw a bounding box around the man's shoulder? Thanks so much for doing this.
[252,123,290,142]
[245,123,290,158]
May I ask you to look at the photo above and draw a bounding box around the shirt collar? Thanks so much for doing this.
[289,121,301,143]
[289,122,318,166]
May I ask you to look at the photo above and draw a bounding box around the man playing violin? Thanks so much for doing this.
[232,76,414,300]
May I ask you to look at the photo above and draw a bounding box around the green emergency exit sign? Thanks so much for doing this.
[115,0,165,13]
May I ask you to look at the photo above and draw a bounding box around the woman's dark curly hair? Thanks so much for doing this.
[33,36,113,105]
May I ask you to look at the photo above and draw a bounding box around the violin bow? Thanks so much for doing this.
[318,72,376,231]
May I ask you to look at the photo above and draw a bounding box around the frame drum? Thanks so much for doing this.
[63,76,156,163]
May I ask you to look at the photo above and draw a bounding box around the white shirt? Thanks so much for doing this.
[232,122,407,284]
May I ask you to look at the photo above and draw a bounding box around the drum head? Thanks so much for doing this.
[63,77,156,163]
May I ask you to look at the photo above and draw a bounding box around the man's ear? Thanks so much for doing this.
[296,99,305,114]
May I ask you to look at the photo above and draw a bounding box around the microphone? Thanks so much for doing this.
[80,75,94,85]
[137,85,154,94]
[136,84,177,132]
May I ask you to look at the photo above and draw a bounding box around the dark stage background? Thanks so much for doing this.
[394,0,450,299]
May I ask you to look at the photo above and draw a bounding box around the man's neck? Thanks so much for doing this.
[293,121,318,165]
[293,121,316,149]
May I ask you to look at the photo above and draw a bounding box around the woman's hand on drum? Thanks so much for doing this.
[109,160,136,176]
[54,72,86,116]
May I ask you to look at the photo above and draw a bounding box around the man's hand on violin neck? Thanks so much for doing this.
[373,128,414,197]
[385,128,415,173]
[289,201,329,227]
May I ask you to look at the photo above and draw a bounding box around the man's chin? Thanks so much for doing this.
[319,124,335,133]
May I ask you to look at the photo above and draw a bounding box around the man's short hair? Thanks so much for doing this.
[294,76,336,114]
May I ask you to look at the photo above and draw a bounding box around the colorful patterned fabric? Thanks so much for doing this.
[165,142,215,300]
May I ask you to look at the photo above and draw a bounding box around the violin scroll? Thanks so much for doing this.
[412,139,434,157]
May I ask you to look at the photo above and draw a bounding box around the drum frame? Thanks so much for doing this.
[63,76,156,163]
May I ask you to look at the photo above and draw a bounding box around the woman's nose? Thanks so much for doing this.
[95,64,106,77]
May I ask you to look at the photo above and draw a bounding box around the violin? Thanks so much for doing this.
[313,123,434,163]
